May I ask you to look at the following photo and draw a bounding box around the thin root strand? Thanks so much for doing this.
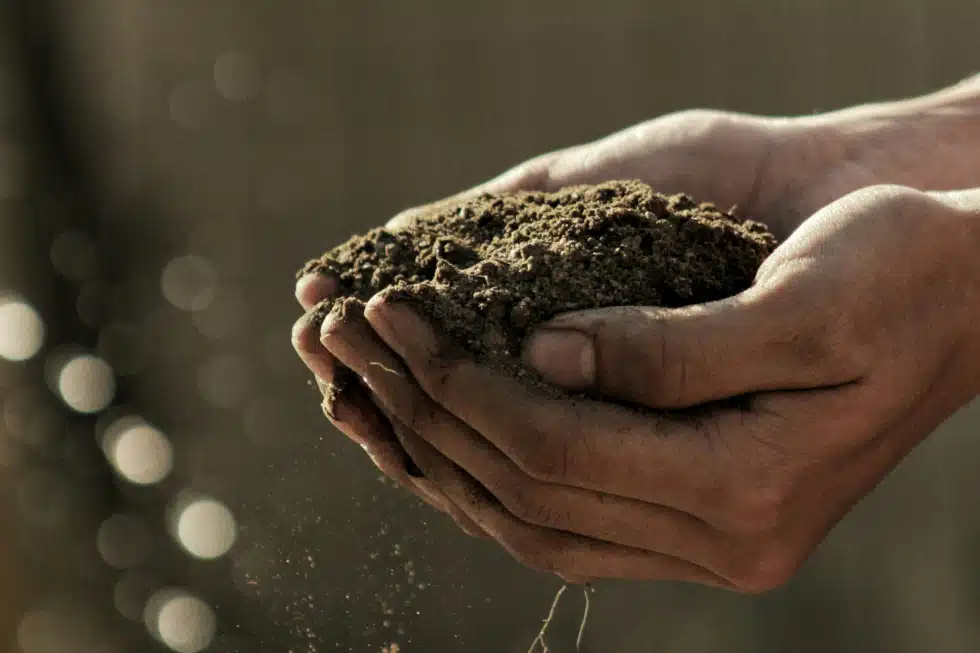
[526,584,567,653]
[368,361,404,377]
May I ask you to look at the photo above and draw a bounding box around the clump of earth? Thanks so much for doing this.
[299,180,777,400]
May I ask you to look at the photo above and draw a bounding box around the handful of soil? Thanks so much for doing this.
[298,180,777,399]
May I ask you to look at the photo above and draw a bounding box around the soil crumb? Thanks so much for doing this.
[322,366,357,420]
[298,180,777,398]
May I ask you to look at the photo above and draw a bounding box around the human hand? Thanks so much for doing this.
[293,95,980,547]
[328,185,980,589]
[293,109,878,477]
[291,293,492,539]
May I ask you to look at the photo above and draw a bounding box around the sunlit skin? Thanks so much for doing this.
[293,76,980,590]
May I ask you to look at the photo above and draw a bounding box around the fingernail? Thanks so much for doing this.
[525,329,595,389]
[322,400,340,421]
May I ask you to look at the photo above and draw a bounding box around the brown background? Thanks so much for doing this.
[2,1,980,651]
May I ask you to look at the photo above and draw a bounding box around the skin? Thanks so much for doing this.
[293,77,980,590]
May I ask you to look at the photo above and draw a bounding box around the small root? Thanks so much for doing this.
[368,361,404,377]
[525,582,594,653]
[576,584,592,651]
[526,584,567,653]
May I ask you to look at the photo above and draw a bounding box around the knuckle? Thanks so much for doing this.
[617,313,689,408]
[657,336,691,407]
[764,286,870,377]
[414,354,457,404]
[502,487,566,529]
[853,184,928,211]
[512,436,570,483]
[401,392,437,435]
[510,152,565,191]
[506,535,558,574]
[720,483,788,535]
[728,540,802,594]
[655,109,739,133]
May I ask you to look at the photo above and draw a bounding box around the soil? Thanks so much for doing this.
[299,180,777,402]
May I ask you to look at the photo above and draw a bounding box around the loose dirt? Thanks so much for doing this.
[299,180,776,402]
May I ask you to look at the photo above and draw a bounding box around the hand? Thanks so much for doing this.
[293,108,915,495]
[292,97,980,555]
[385,108,889,241]
[291,293,492,539]
[328,185,980,589]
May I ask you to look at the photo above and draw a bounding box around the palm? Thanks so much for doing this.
[523,110,888,242]
[388,110,884,243]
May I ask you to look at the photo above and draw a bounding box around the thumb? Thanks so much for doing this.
[522,286,860,409]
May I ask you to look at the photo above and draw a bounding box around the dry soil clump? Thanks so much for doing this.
[299,180,777,398]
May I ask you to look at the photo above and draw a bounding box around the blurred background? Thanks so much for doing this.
[1,1,979,651]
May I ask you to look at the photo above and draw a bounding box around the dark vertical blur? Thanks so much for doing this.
[0,1,978,652]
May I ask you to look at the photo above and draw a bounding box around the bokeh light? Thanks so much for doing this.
[17,606,66,653]
[0,296,45,361]
[214,51,259,101]
[56,354,115,413]
[113,571,157,622]
[161,255,218,311]
[174,496,237,560]
[145,589,216,653]
[97,513,152,569]
[104,417,174,485]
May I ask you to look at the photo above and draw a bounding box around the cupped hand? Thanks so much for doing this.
[332,185,979,589]
[385,108,889,241]
[291,290,493,540]
[293,107,900,502]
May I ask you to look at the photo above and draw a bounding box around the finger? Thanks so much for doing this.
[364,297,750,516]
[291,309,336,383]
[325,307,720,558]
[389,419,488,539]
[344,325,731,573]
[323,381,446,512]
[318,303,491,538]
[410,416,727,574]
[295,272,337,311]
[523,282,868,409]
[393,422,731,586]
[538,113,772,205]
